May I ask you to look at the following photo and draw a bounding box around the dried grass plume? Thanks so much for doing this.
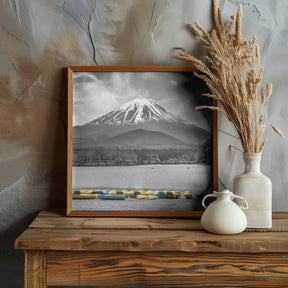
[172,0,284,153]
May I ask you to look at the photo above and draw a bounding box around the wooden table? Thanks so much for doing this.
[15,210,288,287]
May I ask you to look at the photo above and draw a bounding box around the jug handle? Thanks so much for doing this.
[232,194,248,209]
[202,193,215,209]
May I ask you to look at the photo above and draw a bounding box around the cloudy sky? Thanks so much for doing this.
[72,71,211,130]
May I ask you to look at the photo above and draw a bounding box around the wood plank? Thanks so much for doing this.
[37,210,65,217]
[15,228,288,253]
[29,216,203,230]
[25,250,47,288]
[30,211,288,231]
[46,251,288,287]
[38,210,288,219]
[272,212,288,219]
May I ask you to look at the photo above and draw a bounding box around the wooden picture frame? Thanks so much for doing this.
[67,66,218,217]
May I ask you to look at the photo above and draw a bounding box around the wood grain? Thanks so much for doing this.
[15,211,288,253]
[46,251,288,287]
[38,210,288,219]
[68,65,200,72]
[66,67,73,216]
[25,250,47,288]
[16,211,288,287]
[15,227,288,253]
[29,216,203,230]
[30,211,288,231]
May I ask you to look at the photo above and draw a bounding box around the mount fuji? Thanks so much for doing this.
[73,98,211,149]
[89,98,191,126]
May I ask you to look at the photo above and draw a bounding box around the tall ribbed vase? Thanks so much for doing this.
[233,153,272,228]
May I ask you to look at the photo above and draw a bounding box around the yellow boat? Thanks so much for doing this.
[80,189,89,194]
[108,190,124,196]
[72,194,99,199]
[127,190,141,198]
[137,190,147,195]
[171,191,181,196]
[147,195,158,200]
[145,190,155,195]
[136,195,147,200]
[184,191,192,199]
[121,190,130,198]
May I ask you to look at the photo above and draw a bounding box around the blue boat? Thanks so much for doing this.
[98,195,126,200]
[153,190,165,199]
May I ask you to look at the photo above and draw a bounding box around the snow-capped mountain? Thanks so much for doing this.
[88,98,190,126]
[73,97,212,148]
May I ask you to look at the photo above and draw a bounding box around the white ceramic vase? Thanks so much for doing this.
[201,190,248,234]
[233,153,272,229]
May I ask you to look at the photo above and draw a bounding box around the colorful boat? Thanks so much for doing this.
[92,190,104,195]
[108,190,124,196]
[147,195,158,200]
[98,195,126,200]
[127,191,141,198]
[136,195,147,200]
[72,194,99,199]
[152,191,165,199]
[152,190,180,199]
[184,191,192,199]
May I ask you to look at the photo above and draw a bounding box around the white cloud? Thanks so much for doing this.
[72,71,210,130]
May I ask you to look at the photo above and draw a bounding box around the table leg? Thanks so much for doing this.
[25,250,47,288]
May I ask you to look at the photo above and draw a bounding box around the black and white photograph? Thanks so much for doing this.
[68,67,217,215]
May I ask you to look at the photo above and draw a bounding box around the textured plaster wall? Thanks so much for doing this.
[0,0,287,287]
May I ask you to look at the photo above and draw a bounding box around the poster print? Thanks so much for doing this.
[67,66,217,217]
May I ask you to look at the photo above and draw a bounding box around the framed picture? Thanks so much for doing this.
[67,66,218,217]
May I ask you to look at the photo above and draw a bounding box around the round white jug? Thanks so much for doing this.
[201,190,248,234]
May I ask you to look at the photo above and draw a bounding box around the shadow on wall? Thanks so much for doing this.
[0,28,89,287]
[45,67,68,210]
[0,212,37,288]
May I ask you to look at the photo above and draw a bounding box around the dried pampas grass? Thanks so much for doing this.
[172,0,283,153]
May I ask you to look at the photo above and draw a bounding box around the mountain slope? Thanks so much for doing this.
[88,98,191,126]
[73,97,212,147]
[103,129,187,148]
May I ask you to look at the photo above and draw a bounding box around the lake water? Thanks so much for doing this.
[72,164,212,211]
[73,164,211,190]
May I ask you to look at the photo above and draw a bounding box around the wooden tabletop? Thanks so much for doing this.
[15,210,288,253]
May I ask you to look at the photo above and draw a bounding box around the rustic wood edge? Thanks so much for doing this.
[25,250,47,288]
[39,210,288,217]
[46,250,288,287]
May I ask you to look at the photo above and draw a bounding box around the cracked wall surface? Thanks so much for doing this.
[0,0,288,287]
